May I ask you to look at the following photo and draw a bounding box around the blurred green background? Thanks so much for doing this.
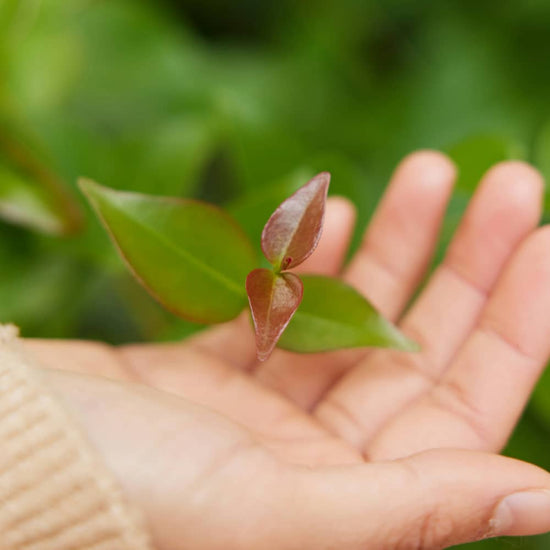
[2,1,550,547]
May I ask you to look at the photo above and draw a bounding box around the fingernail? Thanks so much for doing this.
[491,490,550,536]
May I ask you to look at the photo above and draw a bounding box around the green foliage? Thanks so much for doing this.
[279,275,418,353]
[247,172,413,359]
[0,163,68,233]
[80,179,257,323]
[0,112,82,235]
[2,2,550,546]
[447,134,525,193]
[82,173,412,360]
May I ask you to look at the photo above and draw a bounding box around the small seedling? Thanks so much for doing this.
[79,173,417,361]
[246,173,328,360]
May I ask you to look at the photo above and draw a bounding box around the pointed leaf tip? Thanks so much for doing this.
[261,172,330,271]
[246,268,303,361]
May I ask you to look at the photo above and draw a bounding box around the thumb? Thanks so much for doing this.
[279,449,550,549]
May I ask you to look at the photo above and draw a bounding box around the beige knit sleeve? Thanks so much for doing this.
[0,325,153,550]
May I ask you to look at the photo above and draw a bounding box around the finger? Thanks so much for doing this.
[282,449,550,548]
[315,161,543,449]
[40,368,550,548]
[399,161,543,374]
[344,150,456,319]
[188,196,357,370]
[368,226,550,460]
[254,151,455,409]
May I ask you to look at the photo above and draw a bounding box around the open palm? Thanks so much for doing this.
[30,151,550,549]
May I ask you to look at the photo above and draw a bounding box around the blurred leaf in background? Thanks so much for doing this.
[2,1,550,547]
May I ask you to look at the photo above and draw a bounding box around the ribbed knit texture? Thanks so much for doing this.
[0,325,153,550]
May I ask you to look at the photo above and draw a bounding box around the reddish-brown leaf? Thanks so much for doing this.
[246,268,303,361]
[261,172,330,271]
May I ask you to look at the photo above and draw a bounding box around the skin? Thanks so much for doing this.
[26,151,550,549]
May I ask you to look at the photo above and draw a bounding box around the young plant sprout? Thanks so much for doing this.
[79,174,417,361]
[246,173,329,360]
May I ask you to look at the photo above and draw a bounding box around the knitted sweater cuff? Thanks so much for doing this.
[0,325,153,550]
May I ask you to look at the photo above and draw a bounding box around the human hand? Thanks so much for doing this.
[29,151,550,549]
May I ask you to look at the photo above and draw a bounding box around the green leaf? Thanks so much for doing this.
[447,134,525,192]
[0,163,69,234]
[278,275,418,353]
[0,116,83,235]
[246,268,303,361]
[79,179,257,324]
